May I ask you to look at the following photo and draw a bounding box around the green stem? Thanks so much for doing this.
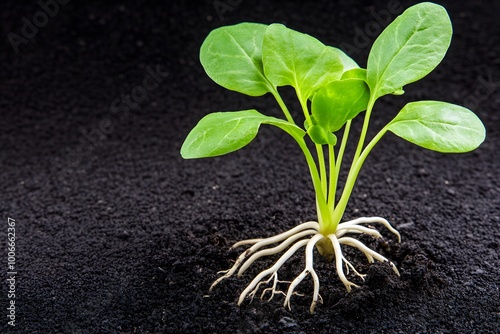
[336,120,351,173]
[329,126,389,232]
[297,95,328,199]
[329,120,351,207]
[271,89,330,228]
[327,144,335,208]
[353,97,376,164]
[316,145,327,196]
[271,88,296,125]
[295,139,329,225]
[297,92,312,124]
[320,98,376,235]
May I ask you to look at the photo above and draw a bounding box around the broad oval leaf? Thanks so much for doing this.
[367,3,452,99]
[181,110,304,159]
[263,24,344,102]
[311,79,370,133]
[200,23,272,96]
[387,101,486,153]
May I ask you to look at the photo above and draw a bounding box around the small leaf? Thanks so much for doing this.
[367,3,452,99]
[311,79,370,133]
[307,123,337,145]
[263,24,344,102]
[341,68,366,81]
[181,110,304,159]
[343,68,403,95]
[387,101,486,153]
[200,23,272,96]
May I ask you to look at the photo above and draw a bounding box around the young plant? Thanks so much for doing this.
[181,2,485,313]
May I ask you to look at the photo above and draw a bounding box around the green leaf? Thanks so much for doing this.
[367,3,452,99]
[341,68,366,81]
[262,24,344,102]
[181,110,304,159]
[311,79,370,134]
[200,23,272,96]
[341,68,404,96]
[329,47,359,72]
[387,101,486,153]
[306,123,337,145]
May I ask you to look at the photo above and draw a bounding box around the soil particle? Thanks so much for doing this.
[1,0,498,333]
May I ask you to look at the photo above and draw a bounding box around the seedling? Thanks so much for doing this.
[181,2,485,313]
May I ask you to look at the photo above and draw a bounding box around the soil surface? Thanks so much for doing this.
[1,0,499,333]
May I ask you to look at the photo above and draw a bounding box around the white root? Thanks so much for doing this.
[335,225,383,239]
[237,239,309,306]
[231,221,319,249]
[328,234,360,292]
[209,216,401,313]
[337,217,401,242]
[342,254,366,281]
[209,221,319,292]
[238,229,318,276]
[338,236,400,276]
[283,234,324,313]
[259,273,289,302]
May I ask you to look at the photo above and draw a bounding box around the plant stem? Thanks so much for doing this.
[297,94,330,228]
[296,95,328,199]
[316,145,327,196]
[271,88,296,125]
[297,92,312,124]
[353,97,376,164]
[329,126,389,232]
[271,89,331,229]
[329,120,351,208]
[294,136,330,231]
[327,144,335,208]
[336,120,351,174]
[321,98,378,234]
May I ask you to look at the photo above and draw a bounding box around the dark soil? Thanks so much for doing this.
[1,0,499,333]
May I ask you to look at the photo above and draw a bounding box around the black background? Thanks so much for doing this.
[1,0,499,333]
